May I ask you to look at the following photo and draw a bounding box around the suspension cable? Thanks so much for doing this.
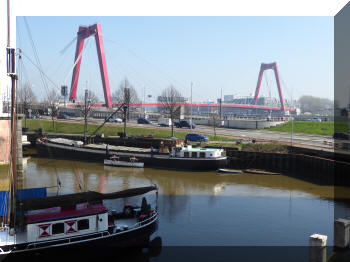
[63,35,93,85]
[104,37,189,93]
[20,51,60,91]
[23,17,51,96]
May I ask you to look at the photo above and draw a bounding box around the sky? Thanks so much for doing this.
[16,16,333,104]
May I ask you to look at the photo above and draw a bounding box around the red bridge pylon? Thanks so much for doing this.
[253,62,286,112]
[69,23,112,108]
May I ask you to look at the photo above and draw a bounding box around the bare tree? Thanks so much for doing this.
[78,90,100,105]
[17,82,37,128]
[160,85,183,137]
[112,78,140,137]
[211,111,219,140]
[112,78,140,105]
[45,89,60,130]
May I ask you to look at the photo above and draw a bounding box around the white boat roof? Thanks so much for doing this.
[179,147,222,152]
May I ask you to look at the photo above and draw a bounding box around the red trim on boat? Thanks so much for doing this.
[26,204,107,224]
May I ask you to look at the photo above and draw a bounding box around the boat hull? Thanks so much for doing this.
[218,169,243,174]
[36,142,109,162]
[146,156,227,171]
[1,214,158,259]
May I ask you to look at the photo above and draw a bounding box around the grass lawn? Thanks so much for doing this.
[267,121,335,136]
[24,119,236,142]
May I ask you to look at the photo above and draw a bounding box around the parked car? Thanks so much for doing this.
[105,117,123,123]
[175,120,195,129]
[333,132,349,140]
[308,117,321,122]
[27,114,37,119]
[58,114,70,119]
[137,118,151,124]
[114,118,123,123]
[185,133,209,143]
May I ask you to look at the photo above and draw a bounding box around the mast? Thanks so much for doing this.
[7,0,17,228]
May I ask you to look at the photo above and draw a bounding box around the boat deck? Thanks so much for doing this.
[49,138,151,153]
[85,143,151,153]
[0,229,15,247]
[113,217,138,230]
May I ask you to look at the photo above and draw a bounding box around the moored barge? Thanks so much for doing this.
[36,138,227,171]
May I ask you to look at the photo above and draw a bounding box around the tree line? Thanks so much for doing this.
[297,95,333,113]
[17,77,185,136]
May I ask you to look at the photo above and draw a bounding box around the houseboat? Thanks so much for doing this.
[0,186,158,258]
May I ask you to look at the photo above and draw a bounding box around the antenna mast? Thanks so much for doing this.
[7,0,17,228]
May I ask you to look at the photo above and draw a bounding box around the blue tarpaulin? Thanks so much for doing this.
[0,188,47,216]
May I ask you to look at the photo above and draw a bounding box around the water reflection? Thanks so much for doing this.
[16,157,339,200]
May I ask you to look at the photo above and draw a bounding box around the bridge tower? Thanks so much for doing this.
[253,62,286,112]
[69,23,112,108]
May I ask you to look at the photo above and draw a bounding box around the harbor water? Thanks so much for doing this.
[0,155,345,261]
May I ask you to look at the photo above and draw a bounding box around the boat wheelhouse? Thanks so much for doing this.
[149,146,227,171]
[170,145,224,159]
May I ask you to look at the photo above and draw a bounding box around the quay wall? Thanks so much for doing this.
[226,149,348,186]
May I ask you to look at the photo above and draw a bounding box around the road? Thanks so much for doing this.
[90,118,334,151]
[136,122,333,151]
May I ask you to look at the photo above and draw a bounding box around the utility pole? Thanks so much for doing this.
[290,92,294,152]
[123,105,127,138]
[219,88,222,122]
[143,86,146,117]
[83,88,88,144]
[123,80,129,138]
[190,82,193,130]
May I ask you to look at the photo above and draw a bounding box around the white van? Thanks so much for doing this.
[158,118,172,127]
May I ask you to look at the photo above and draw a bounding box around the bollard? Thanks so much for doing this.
[334,218,350,249]
[309,234,327,262]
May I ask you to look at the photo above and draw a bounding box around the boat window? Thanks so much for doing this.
[52,223,64,234]
[78,219,89,230]
[191,152,197,158]
[184,152,189,158]
[200,152,206,158]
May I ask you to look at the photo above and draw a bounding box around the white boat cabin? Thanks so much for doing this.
[26,203,108,242]
[170,146,224,158]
